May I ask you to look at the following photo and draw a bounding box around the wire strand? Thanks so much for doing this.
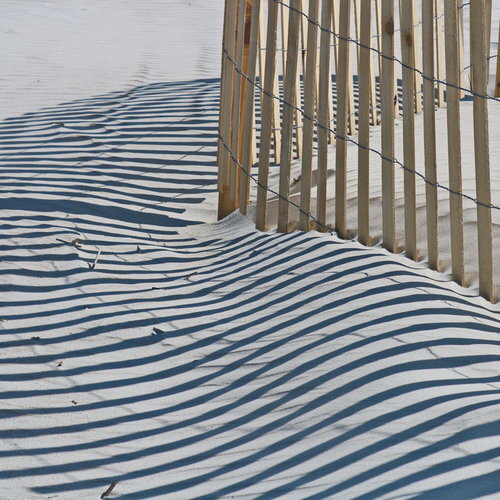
[223,47,500,212]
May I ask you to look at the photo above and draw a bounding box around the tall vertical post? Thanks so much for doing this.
[422,0,439,271]
[444,0,464,285]
[218,0,240,220]
[239,0,259,215]
[381,0,396,253]
[229,0,247,203]
[299,0,319,231]
[357,0,372,246]
[435,0,446,106]
[316,0,332,231]
[277,0,301,233]
[256,0,279,231]
[400,0,417,261]
[334,0,351,239]
[496,20,500,98]
[470,0,493,301]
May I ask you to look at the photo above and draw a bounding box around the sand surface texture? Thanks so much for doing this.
[1,1,500,499]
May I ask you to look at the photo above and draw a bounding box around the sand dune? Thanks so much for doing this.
[0,1,499,499]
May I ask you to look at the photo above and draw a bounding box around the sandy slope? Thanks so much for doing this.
[0,1,500,499]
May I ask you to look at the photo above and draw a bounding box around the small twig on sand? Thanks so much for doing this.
[55,237,82,248]
[89,249,101,270]
[100,481,118,499]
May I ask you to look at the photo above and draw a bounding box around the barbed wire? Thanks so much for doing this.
[272,0,500,103]
[223,47,500,212]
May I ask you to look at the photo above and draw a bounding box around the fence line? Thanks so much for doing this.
[217,0,499,302]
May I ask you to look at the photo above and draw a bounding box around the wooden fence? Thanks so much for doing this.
[216,0,500,302]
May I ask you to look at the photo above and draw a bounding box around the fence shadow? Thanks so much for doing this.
[1,79,500,499]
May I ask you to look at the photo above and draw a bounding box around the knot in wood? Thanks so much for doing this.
[384,18,394,35]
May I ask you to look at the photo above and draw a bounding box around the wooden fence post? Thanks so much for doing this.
[228,0,247,205]
[330,0,339,144]
[435,0,446,106]
[256,0,279,231]
[277,0,301,232]
[412,0,423,113]
[316,0,332,231]
[218,0,240,220]
[381,0,396,253]
[400,0,417,261]
[470,0,493,301]
[422,0,439,271]
[218,0,232,191]
[496,20,500,98]
[334,0,351,239]
[239,0,260,215]
[444,0,464,285]
[357,0,372,246]
[299,0,319,231]
[293,0,304,159]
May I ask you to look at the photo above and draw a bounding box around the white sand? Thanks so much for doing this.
[0,1,499,499]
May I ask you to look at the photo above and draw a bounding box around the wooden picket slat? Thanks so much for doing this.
[277,0,301,233]
[375,0,383,79]
[457,0,465,97]
[329,0,339,144]
[470,0,493,301]
[334,0,351,239]
[280,0,303,160]
[218,0,239,219]
[399,0,417,261]
[229,0,247,203]
[257,0,265,100]
[353,0,361,67]
[218,0,234,190]
[381,0,396,253]
[366,2,378,127]
[334,0,354,137]
[346,39,356,136]
[496,20,500,98]
[444,0,464,285]
[435,0,446,107]
[255,0,279,231]
[316,0,332,231]
[293,0,304,159]
[355,0,378,130]
[485,0,493,78]
[412,0,423,113]
[299,0,319,231]
[239,0,260,215]
[422,0,439,271]
[357,0,372,246]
